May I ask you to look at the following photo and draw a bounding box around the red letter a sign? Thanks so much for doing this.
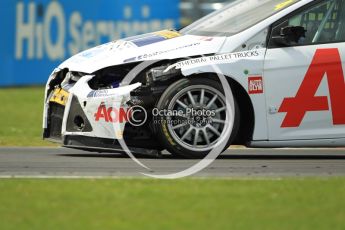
[279,48,345,128]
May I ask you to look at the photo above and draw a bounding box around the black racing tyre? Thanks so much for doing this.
[153,77,240,158]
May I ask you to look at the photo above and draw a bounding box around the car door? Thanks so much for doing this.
[264,0,345,141]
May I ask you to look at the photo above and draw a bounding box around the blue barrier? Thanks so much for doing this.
[0,0,179,86]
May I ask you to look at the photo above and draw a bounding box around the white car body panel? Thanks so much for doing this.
[174,48,268,141]
[264,44,345,141]
[64,76,141,139]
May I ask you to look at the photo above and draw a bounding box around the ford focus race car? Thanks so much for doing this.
[43,0,345,158]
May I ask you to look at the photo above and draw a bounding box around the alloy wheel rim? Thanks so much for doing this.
[166,85,229,152]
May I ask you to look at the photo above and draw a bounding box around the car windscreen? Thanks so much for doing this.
[181,0,302,36]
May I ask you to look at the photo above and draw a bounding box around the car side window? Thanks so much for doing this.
[270,0,345,47]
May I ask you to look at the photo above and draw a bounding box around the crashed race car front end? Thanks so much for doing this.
[42,65,176,153]
[42,29,229,154]
[42,68,137,150]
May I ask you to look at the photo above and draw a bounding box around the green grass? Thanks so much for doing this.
[0,87,56,146]
[0,178,344,230]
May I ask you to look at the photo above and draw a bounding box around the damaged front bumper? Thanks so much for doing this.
[43,69,147,151]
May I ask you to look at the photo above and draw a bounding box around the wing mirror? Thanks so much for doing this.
[272,26,306,46]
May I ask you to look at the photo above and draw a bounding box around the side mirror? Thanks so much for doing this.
[272,26,306,46]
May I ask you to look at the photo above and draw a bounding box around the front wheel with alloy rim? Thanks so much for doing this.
[154,77,239,158]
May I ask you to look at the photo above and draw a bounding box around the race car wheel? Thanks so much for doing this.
[154,77,239,158]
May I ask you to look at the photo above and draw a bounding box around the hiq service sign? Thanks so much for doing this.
[0,0,179,86]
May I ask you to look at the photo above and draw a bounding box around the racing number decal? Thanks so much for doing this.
[279,48,345,128]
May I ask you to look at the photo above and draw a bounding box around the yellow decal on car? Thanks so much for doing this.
[275,0,295,11]
[50,88,69,106]
[154,30,181,39]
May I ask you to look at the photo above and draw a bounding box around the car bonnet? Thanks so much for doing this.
[58,30,226,73]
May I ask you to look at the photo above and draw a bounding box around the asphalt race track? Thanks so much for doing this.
[0,147,344,178]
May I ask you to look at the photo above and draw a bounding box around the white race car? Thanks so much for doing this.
[43,0,345,158]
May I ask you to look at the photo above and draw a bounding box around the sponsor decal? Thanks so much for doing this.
[154,30,181,39]
[87,89,111,98]
[123,42,201,63]
[94,103,131,123]
[171,50,261,69]
[87,86,125,98]
[279,48,345,128]
[124,30,181,47]
[275,0,296,11]
[94,103,147,126]
[248,76,264,94]
[50,88,69,106]
[132,36,166,47]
